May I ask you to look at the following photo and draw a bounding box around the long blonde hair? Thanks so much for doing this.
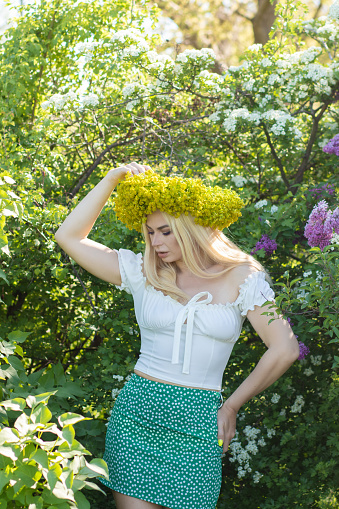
[142,211,266,303]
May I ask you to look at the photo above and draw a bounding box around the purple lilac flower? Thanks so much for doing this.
[251,234,277,256]
[323,134,339,156]
[287,317,294,327]
[298,341,310,361]
[306,183,335,197]
[304,200,339,250]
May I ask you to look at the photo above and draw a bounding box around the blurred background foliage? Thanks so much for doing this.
[0,0,338,507]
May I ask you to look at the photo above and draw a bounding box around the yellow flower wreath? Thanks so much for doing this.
[114,170,244,231]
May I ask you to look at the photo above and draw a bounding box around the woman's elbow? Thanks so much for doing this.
[284,340,300,365]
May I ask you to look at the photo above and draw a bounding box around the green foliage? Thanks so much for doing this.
[0,0,338,507]
[0,331,109,508]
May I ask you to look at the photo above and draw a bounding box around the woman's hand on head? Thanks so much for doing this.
[217,402,237,453]
[107,162,151,182]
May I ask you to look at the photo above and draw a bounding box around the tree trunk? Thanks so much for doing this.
[251,0,277,45]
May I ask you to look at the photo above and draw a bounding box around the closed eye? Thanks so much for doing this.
[147,231,171,236]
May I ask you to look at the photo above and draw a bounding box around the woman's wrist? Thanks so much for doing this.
[223,398,240,415]
[104,168,125,186]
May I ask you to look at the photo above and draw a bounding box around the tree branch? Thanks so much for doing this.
[260,122,291,190]
[69,114,209,197]
[293,100,331,186]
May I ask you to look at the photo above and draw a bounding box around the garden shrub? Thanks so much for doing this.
[0,0,338,507]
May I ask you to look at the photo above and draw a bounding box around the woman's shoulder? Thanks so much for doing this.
[114,248,145,293]
[225,263,261,287]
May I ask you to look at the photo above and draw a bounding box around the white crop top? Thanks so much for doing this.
[114,249,275,391]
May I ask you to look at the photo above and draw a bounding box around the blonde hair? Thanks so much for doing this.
[142,211,266,303]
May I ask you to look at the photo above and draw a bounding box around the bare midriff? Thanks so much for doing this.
[134,369,219,392]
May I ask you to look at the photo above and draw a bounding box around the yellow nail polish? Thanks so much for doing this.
[218,439,223,447]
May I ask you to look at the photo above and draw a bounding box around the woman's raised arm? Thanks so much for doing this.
[54,162,148,284]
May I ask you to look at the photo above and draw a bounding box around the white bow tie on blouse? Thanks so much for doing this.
[171,291,213,374]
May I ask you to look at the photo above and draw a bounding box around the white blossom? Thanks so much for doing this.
[310,355,322,366]
[303,270,312,277]
[111,28,144,43]
[271,393,281,404]
[330,233,339,245]
[209,111,221,122]
[270,205,278,214]
[268,74,282,85]
[261,58,272,67]
[246,441,259,455]
[254,199,268,209]
[222,108,261,132]
[248,44,262,52]
[329,0,339,21]
[231,175,247,187]
[41,101,52,110]
[111,388,120,399]
[81,93,99,107]
[253,471,263,483]
[258,438,266,447]
[299,46,322,64]
[317,22,338,40]
[291,395,305,413]
[304,367,314,376]
[76,41,101,62]
[228,61,249,72]
[122,82,139,98]
[244,78,256,91]
[112,375,124,382]
[50,93,68,110]
[176,47,215,64]
[266,428,276,438]
[243,426,260,439]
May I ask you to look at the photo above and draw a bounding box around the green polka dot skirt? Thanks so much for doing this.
[99,373,223,509]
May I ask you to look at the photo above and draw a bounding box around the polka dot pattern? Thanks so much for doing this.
[99,374,223,509]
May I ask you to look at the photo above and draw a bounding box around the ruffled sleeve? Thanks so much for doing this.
[237,271,275,317]
[114,249,145,295]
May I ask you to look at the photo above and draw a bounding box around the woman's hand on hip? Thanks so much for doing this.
[217,402,237,453]
[107,162,151,183]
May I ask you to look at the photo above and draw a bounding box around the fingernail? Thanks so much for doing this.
[218,439,223,447]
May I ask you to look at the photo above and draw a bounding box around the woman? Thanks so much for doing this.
[55,162,299,509]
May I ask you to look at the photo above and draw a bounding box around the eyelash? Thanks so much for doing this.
[147,231,171,236]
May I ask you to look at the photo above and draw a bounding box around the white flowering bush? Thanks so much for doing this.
[0,0,338,507]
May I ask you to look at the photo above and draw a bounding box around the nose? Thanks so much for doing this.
[151,232,163,247]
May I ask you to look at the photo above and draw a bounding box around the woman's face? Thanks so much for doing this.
[146,210,183,263]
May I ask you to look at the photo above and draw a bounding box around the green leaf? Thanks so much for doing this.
[46,467,61,492]
[52,480,75,502]
[58,413,90,428]
[80,458,109,479]
[28,498,43,509]
[0,398,26,411]
[0,427,20,445]
[0,444,20,461]
[0,470,11,492]
[31,404,52,425]
[62,424,75,446]
[26,391,57,409]
[30,449,49,469]
[0,268,9,284]
[14,412,29,435]
[7,330,32,343]
[74,491,90,509]
[60,467,74,490]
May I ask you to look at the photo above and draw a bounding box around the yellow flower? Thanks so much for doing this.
[114,170,244,231]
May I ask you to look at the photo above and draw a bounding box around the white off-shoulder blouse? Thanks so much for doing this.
[114,249,275,391]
